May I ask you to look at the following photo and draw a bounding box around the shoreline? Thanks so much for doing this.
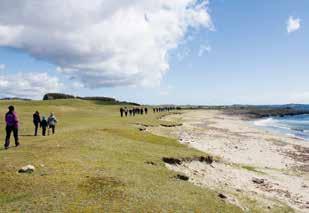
[149,110,309,212]
[253,115,309,141]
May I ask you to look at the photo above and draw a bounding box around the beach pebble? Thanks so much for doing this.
[252,177,264,184]
[18,165,35,174]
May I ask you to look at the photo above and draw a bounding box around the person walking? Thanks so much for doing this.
[4,105,19,149]
[41,116,48,136]
[48,113,57,135]
[120,108,124,117]
[33,111,41,136]
[124,107,128,117]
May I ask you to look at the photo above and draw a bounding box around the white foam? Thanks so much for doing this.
[254,118,275,126]
[254,118,291,131]
[286,133,305,140]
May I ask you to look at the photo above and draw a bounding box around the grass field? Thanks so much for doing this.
[0,99,242,212]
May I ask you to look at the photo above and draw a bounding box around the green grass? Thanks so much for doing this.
[0,99,241,212]
[241,165,267,175]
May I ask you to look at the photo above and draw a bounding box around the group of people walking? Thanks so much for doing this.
[33,111,58,136]
[120,106,180,117]
[3,105,58,150]
[153,107,178,113]
[120,107,148,117]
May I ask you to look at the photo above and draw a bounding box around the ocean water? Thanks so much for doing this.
[254,114,309,140]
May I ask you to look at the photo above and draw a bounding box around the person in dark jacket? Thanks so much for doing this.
[145,108,148,115]
[33,111,41,136]
[40,116,48,136]
[120,108,124,117]
[4,105,19,149]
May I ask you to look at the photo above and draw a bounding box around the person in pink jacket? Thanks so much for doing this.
[4,105,19,149]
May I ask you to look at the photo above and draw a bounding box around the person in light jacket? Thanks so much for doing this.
[48,112,57,135]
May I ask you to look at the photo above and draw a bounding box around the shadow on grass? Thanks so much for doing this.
[0,146,20,152]
[20,134,35,137]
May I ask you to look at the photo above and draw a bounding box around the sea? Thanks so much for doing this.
[254,114,309,141]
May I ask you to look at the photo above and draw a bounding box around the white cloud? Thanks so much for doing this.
[198,44,211,56]
[287,16,301,33]
[0,64,5,70]
[0,0,213,88]
[0,72,62,99]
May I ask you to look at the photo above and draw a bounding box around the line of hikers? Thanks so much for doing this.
[3,105,58,150]
[153,107,178,113]
[120,107,148,117]
[120,106,180,117]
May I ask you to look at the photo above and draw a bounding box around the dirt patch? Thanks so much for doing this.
[162,156,214,165]
[162,157,182,165]
[160,123,183,127]
[176,174,189,181]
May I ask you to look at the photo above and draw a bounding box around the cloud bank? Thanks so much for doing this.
[0,72,62,99]
[287,16,301,33]
[0,0,213,88]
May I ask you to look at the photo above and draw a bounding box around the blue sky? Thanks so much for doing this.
[0,0,308,105]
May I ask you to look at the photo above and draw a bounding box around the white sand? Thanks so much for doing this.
[149,110,309,212]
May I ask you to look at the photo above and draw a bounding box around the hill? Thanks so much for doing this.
[42,93,140,106]
[0,99,239,212]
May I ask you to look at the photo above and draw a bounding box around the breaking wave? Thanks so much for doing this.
[254,114,309,141]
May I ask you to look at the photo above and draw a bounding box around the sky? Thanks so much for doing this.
[0,0,308,105]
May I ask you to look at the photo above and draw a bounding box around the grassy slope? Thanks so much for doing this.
[0,99,241,212]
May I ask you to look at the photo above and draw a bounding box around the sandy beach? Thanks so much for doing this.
[149,110,309,212]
